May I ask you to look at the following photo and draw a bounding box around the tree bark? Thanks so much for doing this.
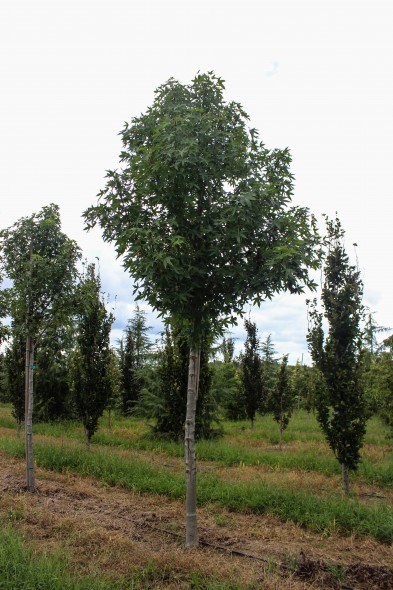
[25,336,35,492]
[185,345,200,548]
[341,462,349,494]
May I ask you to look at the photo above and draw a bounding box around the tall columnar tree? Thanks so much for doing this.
[106,348,122,428]
[307,217,366,494]
[120,322,138,415]
[85,72,320,546]
[120,305,152,415]
[69,264,114,448]
[129,305,152,368]
[261,334,278,399]
[271,354,295,449]
[241,319,265,427]
[0,204,80,490]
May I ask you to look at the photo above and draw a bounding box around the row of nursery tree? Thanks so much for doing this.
[0,207,391,468]
[0,73,392,547]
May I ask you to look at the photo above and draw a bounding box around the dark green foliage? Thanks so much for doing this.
[34,324,75,422]
[105,348,122,426]
[119,306,152,415]
[0,351,8,403]
[360,312,392,416]
[154,326,186,439]
[381,334,393,353]
[221,336,235,363]
[120,322,138,415]
[241,320,265,426]
[307,217,366,481]
[4,334,25,431]
[364,351,393,431]
[363,310,391,358]
[261,334,278,398]
[291,362,319,412]
[69,264,114,446]
[196,338,217,439]
[211,336,244,421]
[271,354,295,447]
[211,359,245,421]
[154,324,218,440]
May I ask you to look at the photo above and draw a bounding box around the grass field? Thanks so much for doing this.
[1,403,393,589]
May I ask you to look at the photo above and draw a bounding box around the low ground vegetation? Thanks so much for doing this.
[1,404,393,589]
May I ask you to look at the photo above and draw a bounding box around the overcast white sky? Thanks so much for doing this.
[1,0,392,362]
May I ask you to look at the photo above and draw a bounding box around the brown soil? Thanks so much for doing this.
[1,453,393,589]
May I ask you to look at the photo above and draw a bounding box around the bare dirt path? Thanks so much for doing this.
[1,452,393,589]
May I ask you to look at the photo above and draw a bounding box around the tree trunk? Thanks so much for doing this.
[279,423,283,450]
[184,345,200,548]
[25,336,35,492]
[341,462,349,494]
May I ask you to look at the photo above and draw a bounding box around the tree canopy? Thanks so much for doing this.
[0,204,80,339]
[84,72,320,342]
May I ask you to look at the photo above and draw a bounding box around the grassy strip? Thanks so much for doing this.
[1,436,393,544]
[0,418,355,477]
[0,414,19,430]
[2,410,393,486]
[0,525,246,590]
[0,525,124,590]
[26,421,393,486]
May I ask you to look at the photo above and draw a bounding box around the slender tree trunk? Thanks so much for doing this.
[341,462,349,494]
[185,345,200,548]
[25,336,35,491]
[279,423,283,450]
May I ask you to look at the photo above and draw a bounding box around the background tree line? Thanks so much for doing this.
[0,205,392,510]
